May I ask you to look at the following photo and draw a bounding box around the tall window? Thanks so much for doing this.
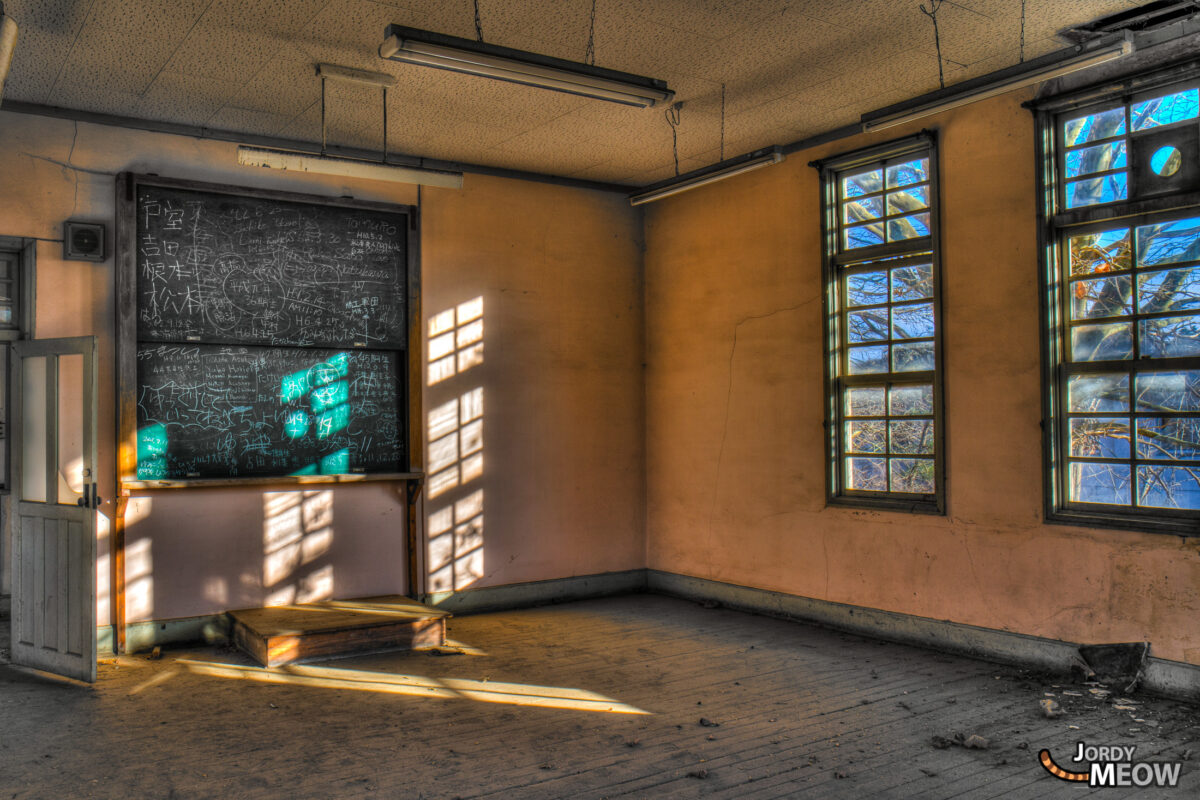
[816,134,943,512]
[1039,76,1200,532]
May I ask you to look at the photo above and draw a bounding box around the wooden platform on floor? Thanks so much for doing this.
[228,595,448,667]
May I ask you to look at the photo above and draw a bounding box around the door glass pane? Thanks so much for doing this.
[21,355,47,503]
[58,354,84,507]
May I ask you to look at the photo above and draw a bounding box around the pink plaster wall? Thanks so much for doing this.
[0,111,645,623]
[643,91,1200,666]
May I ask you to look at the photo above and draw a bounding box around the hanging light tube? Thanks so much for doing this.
[380,25,674,108]
[862,33,1134,132]
[629,147,785,206]
[237,146,464,189]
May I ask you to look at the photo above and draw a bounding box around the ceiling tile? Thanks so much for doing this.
[135,71,230,127]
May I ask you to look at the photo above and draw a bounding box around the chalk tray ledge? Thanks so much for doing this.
[121,472,424,491]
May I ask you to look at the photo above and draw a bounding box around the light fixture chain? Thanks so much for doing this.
[585,0,597,65]
[666,102,682,177]
[1020,0,1026,62]
[919,0,945,90]
[474,0,484,42]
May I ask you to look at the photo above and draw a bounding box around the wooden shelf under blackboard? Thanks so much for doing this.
[121,472,424,492]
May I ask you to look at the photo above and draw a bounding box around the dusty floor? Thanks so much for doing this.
[0,594,1197,799]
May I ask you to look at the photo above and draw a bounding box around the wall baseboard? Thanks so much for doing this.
[85,569,1199,702]
[645,570,1200,703]
[97,614,229,656]
[424,568,647,615]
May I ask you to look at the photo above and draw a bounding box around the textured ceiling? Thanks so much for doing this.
[2,0,1143,185]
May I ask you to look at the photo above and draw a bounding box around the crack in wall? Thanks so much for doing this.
[707,296,820,563]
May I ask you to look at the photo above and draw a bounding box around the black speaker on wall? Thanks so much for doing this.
[63,220,106,262]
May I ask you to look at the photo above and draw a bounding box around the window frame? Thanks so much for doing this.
[1035,66,1200,536]
[814,131,946,514]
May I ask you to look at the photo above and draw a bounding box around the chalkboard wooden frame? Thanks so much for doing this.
[115,173,423,490]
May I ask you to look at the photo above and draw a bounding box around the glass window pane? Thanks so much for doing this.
[21,356,47,503]
[1066,174,1128,208]
[1070,275,1132,319]
[1064,107,1126,146]
[885,158,928,188]
[1137,465,1200,510]
[1138,267,1200,314]
[1068,228,1130,276]
[843,170,882,198]
[1065,141,1127,178]
[847,308,889,342]
[1139,315,1200,358]
[0,307,12,326]
[889,384,933,416]
[845,271,888,306]
[1068,461,1131,505]
[1069,416,1131,458]
[1071,322,1133,361]
[891,302,935,339]
[886,187,929,215]
[1135,370,1200,411]
[1136,417,1200,460]
[890,420,934,454]
[893,341,934,372]
[890,458,934,493]
[848,345,889,375]
[887,213,930,241]
[843,196,883,223]
[891,264,933,301]
[57,354,84,507]
[1131,88,1199,131]
[846,457,886,491]
[845,386,885,416]
[1136,217,1200,267]
[845,223,884,249]
[846,420,886,454]
[1068,374,1129,412]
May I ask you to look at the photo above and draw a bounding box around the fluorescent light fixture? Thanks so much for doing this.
[629,147,785,206]
[862,34,1134,132]
[0,6,17,105]
[237,146,463,189]
[380,25,673,108]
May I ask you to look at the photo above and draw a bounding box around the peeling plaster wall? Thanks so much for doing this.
[0,111,645,624]
[643,90,1200,666]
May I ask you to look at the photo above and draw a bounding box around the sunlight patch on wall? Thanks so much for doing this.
[426,298,486,594]
[262,490,335,606]
[125,537,153,621]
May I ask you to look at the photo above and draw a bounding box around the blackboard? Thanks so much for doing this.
[136,344,404,479]
[136,186,408,348]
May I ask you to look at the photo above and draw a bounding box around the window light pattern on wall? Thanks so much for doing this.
[1042,78,1200,530]
[817,136,943,510]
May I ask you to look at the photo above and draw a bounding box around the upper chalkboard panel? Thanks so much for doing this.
[136,185,408,348]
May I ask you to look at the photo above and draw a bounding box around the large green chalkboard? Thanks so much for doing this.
[136,186,408,348]
[136,345,404,479]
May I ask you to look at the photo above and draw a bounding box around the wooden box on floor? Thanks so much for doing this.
[228,596,450,667]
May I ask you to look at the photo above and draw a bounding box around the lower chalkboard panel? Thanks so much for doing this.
[136,344,405,479]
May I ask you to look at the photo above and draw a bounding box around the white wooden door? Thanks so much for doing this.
[10,337,97,682]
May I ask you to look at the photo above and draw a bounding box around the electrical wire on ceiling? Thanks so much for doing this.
[720,83,726,161]
[473,0,484,42]
[919,0,946,90]
[666,101,682,177]
[584,0,597,66]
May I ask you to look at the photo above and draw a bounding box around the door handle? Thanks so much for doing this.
[79,483,91,507]
[91,482,102,509]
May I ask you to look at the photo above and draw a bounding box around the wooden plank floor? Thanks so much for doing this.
[0,593,1197,798]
